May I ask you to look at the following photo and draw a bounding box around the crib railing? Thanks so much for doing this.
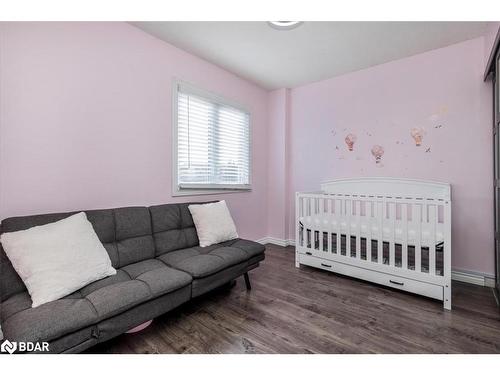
[295,192,451,284]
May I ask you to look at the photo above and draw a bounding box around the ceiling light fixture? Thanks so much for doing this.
[267,21,303,31]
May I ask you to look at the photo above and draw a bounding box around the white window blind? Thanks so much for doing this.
[175,83,251,191]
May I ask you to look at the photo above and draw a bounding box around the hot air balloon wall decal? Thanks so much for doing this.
[410,127,425,146]
[371,145,384,165]
[344,133,357,151]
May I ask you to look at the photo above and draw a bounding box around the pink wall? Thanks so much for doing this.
[0,23,496,276]
[286,37,494,275]
[0,22,269,241]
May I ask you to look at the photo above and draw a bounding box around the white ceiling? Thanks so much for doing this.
[132,22,490,90]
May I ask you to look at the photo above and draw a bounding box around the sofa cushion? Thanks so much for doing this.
[136,266,192,297]
[1,292,32,322]
[121,259,165,279]
[0,248,26,303]
[158,243,250,278]
[79,270,131,296]
[223,239,266,259]
[1,294,98,343]
[1,260,192,343]
[81,259,191,319]
[113,207,155,267]
[85,280,151,320]
[121,258,192,297]
[150,202,210,256]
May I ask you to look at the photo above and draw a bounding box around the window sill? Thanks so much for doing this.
[172,188,252,197]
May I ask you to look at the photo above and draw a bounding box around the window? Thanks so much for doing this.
[173,81,251,195]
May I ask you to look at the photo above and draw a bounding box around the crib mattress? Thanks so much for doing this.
[299,214,444,246]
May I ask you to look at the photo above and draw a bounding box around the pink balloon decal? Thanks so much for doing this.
[371,145,384,164]
[410,127,425,146]
[344,133,357,151]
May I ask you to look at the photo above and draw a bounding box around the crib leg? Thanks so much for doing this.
[443,284,452,310]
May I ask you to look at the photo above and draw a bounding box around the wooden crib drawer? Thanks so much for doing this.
[298,253,444,301]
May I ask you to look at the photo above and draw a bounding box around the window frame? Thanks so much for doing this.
[172,79,252,197]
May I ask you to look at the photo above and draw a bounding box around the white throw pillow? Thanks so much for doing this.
[189,201,238,247]
[0,212,116,308]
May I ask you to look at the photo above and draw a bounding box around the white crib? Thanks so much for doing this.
[295,178,452,309]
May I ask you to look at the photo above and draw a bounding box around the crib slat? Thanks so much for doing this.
[313,198,318,251]
[366,201,372,262]
[429,204,437,276]
[335,199,341,254]
[377,200,383,264]
[389,202,396,267]
[356,200,361,259]
[319,198,324,252]
[402,203,408,270]
[303,197,309,248]
[327,199,332,253]
[414,202,422,272]
[346,200,352,256]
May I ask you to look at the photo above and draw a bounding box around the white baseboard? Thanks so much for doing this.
[257,237,295,247]
[257,237,496,288]
[451,269,496,288]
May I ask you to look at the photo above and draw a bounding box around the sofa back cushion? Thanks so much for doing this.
[113,207,154,267]
[150,202,213,256]
[0,207,155,302]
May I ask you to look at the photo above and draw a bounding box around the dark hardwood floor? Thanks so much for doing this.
[87,245,500,354]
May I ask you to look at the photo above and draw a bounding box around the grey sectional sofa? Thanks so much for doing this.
[0,202,265,353]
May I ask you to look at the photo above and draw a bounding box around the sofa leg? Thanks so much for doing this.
[243,272,251,290]
[225,279,237,289]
